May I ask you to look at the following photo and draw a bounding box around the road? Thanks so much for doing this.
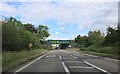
[7,49,119,74]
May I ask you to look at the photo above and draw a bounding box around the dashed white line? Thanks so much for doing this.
[83,61,112,74]
[46,55,56,58]
[14,53,47,73]
[63,58,75,59]
[65,61,82,63]
[59,55,70,74]
[70,55,77,59]
[62,62,70,74]
[73,54,80,56]
[59,55,62,59]
[69,66,94,69]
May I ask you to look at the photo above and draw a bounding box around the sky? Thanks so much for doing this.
[0,0,119,40]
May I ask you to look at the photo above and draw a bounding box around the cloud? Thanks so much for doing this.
[1,2,118,39]
[62,31,69,34]
[1,2,118,27]
[0,3,18,17]
[55,32,59,35]
[1,0,119,2]
[60,27,64,30]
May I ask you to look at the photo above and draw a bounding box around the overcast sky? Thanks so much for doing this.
[0,0,119,40]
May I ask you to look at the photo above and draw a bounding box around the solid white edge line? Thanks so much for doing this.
[84,54,98,57]
[83,61,112,74]
[85,54,119,61]
[59,55,70,74]
[104,58,119,62]
[15,53,47,73]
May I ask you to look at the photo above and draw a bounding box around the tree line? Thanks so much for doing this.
[75,25,120,55]
[2,17,50,51]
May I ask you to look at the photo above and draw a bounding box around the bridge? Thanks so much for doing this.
[47,40,73,49]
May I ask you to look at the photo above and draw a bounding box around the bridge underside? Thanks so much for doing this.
[59,44,69,49]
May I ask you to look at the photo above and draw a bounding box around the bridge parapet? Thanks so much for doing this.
[48,40,73,44]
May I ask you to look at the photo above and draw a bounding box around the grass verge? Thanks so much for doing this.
[79,46,119,59]
[79,51,118,59]
[2,49,48,72]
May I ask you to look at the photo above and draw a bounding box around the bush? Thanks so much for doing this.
[80,44,118,55]
[2,22,24,51]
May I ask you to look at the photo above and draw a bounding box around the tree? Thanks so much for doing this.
[36,25,50,40]
[75,35,81,43]
[75,35,91,47]
[116,25,120,44]
[75,31,104,47]
[2,20,24,51]
[24,24,37,33]
[2,17,50,51]
[20,30,36,48]
[103,27,118,46]
[88,31,104,45]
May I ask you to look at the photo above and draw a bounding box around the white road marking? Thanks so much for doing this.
[59,55,62,59]
[73,54,78,56]
[14,53,47,73]
[62,62,70,74]
[84,54,98,57]
[69,66,94,69]
[63,58,75,59]
[73,52,118,61]
[83,61,112,74]
[65,61,82,63]
[59,55,70,74]
[104,58,119,62]
[73,52,86,57]
[70,55,77,59]
[46,55,56,58]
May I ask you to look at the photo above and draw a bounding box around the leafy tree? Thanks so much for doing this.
[5,17,23,30]
[103,26,118,46]
[24,24,37,33]
[75,31,104,47]
[117,25,120,44]
[2,20,24,51]
[75,35,91,47]
[36,25,50,40]
[88,31,104,45]
[75,35,81,44]
[2,17,50,51]
[20,30,36,48]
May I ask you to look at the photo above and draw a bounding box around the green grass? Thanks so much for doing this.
[80,51,118,59]
[2,49,48,72]
[79,45,119,59]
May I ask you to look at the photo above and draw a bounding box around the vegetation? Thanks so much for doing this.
[2,49,48,72]
[75,25,120,57]
[2,17,51,71]
[2,17,50,51]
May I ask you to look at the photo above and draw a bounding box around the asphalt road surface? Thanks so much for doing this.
[8,49,119,74]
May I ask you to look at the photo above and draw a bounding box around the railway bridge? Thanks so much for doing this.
[48,40,73,49]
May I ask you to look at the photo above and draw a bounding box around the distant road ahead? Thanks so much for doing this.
[8,49,119,74]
